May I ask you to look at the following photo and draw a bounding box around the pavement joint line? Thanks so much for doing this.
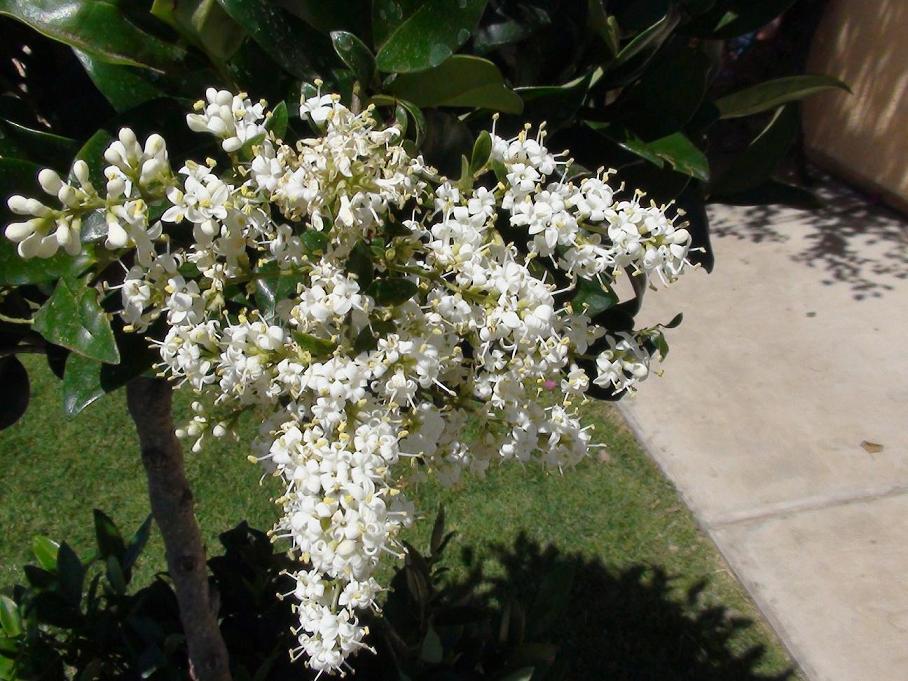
[707,482,908,528]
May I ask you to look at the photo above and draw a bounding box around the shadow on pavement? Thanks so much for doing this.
[708,171,908,300]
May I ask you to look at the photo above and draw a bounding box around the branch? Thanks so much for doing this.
[126,377,232,681]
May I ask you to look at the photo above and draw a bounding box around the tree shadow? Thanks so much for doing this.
[469,533,794,681]
[708,170,908,300]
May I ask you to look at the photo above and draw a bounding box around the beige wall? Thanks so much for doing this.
[803,0,908,212]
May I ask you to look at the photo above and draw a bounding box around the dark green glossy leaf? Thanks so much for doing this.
[517,72,592,128]
[301,229,329,255]
[292,332,335,358]
[0,119,80,172]
[710,105,798,197]
[470,130,492,174]
[124,515,153,574]
[254,262,303,322]
[388,55,522,113]
[367,277,418,306]
[33,277,120,364]
[151,0,245,62]
[56,542,85,606]
[642,133,709,182]
[716,75,850,119]
[105,555,127,594]
[93,510,126,561]
[572,279,618,316]
[420,109,473,177]
[372,95,426,146]
[69,129,114,190]
[217,0,332,80]
[419,624,443,664]
[73,49,165,113]
[331,31,375,86]
[609,6,680,70]
[353,319,395,354]
[346,241,374,289]
[0,597,20,638]
[374,0,488,73]
[664,312,683,328]
[277,0,369,35]
[0,0,186,71]
[62,325,159,415]
[265,101,289,139]
[685,0,797,39]
[614,46,711,139]
[0,356,29,431]
[32,536,60,571]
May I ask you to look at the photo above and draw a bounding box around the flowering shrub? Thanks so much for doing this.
[4,86,692,674]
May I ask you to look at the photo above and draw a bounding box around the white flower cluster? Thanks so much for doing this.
[5,86,695,675]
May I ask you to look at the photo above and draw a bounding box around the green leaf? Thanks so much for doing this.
[32,536,60,571]
[151,0,245,62]
[0,356,29,431]
[716,75,850,119]
[73,49,165,113]
[419,624,443,664]
[573,279,618,316]
[0,0,187,71]
[644,133,709,182]
[0,159,95,285]
[685,0,797,39]
[93,509,126,560]
[105,555,127,594]
[123,515,153,574]
[278,0,369,35]
[292,332,335,358]
[331,31,375,86]
[301,229,329,255]
[217,0,331,80]
[33,277,120,364]
[56,542,84,605]
[0,597,21,638]
[710,105,798,197]
[614,46,711,140]
[374,0,488,73]
[470,130,492,174]
[254,263,303,322]
[264,101,288,139]
[372,95,427,146]
[353,319,395,354]
[609,6,681,70]
[366,277,418,306]
[0,119,80,172]
[69,130,114,190]
[62,325,160,415]
[387,55,522,113]
[346,241,374,289]
[517,72,592,128]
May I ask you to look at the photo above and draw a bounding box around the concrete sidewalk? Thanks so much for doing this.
[619,179,908,681]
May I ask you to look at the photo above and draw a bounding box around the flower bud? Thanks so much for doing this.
[5,219,40,242]
[38,168,64,195]
[72,160,91,186]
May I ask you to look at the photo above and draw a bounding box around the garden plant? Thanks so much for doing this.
[0,1,845,679]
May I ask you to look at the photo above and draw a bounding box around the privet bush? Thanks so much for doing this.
[0,1,844,678]
[5,85,691,673]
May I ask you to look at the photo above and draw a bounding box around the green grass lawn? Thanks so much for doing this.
[0,357,800,680]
